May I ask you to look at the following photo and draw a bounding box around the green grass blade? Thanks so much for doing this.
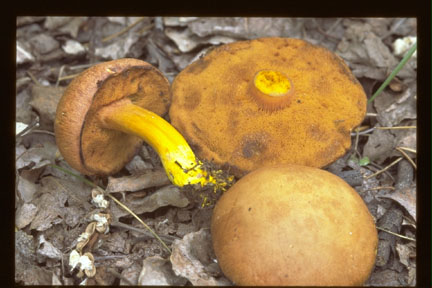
[368,41,417,104]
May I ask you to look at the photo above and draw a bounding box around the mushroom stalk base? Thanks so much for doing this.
[97,98,231,189]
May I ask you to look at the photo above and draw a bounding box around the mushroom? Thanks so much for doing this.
[169,37,367,177]
[55,58,231,188]
[211,164,378,286]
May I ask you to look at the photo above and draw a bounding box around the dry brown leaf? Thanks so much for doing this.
[170,229,231,286]
[379,185,416,221]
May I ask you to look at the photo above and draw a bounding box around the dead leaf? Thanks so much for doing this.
[362,129,396,164]
[396,242,415,267]
[29,85,66,131]
[366,269,401,286]
[16,142,57,171]
[379,185,416,221]
[109,185,189,219]
[375,89,416,127]
[37,234,62,261]
[17,176,40,203]
[138,256,187,285]
[30,176,79,231]
[16,203,39,229]
[106,169,170,192]
[125,154,153,174]
[170,229,231,286]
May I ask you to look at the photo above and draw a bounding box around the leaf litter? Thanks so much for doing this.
[15,17,417,286]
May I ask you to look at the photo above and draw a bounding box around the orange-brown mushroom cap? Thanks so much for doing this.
[55,58,170,175]
[211,164,378,286]
[169,38,367,177]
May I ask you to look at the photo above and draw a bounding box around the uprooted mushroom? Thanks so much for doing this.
[55,58,232,190]
[170,37,367,177]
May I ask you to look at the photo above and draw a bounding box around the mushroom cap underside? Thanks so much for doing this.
[211,164,378,286]
[170,37,367,177]
[55,58,170,175]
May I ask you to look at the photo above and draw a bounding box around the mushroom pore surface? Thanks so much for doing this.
[170,38,367,177]
[55,58,170,175]
[211,164,378,286]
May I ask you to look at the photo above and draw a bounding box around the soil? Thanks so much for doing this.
[15,17,417,286]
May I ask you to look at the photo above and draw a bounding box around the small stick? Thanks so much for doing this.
[397,146,416,154]
[376,126,416,130]
[27,129,55,136]
[377,226,415,242]
[102,17,146,43]
[26,71,40,85]
[396,147,417,169]
[365,157,403,179]
[369,186,395,191]
[58,73,81,82]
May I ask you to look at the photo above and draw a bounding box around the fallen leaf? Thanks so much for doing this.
[30,85,66,131]
[375,89,416,127]
[396,242,415,267]
[170,229,231,286]
[362,129,395,164]
[379,185,416,221]
[106,169,170,192]
[109,185,189,218]
[17,176,39,203]
[16,203,38,229]
[37,234,62,261]
[138,256,187,285]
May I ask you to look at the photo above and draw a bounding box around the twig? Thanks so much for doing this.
[351,127,375,136]
[365,157,403,179]
[397,147,416,154]
[376,126,416,130]
[27,129,55,136]
[26,71,40,86]
[102,17,146,43]
[353,129,360,152]
[366,113,378,117]
[58,73,81,82]
[396,147,417,169]
[56,65,66,87]
[369,186,395,191]
[368,161,394,181]
[376,226,415,242]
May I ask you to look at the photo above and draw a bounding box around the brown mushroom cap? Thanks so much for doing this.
[211,164,378,286]
[55,58,170,175]
[170,38,367,177]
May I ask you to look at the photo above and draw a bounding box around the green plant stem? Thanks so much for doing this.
[368,42,417,104]
[50,164,172,254]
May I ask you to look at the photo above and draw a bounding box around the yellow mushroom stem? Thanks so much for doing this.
[97,97,232,189]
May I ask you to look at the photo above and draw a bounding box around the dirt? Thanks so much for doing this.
[15,17,417,286]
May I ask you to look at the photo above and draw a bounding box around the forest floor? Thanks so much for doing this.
[16,17,417,286]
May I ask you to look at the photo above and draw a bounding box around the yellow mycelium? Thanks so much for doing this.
[98,98,231,189]
[254,70,291,96]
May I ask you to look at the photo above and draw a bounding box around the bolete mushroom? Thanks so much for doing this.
[211,164,378,286]
[170,37,367,177]
[55,58,230,188]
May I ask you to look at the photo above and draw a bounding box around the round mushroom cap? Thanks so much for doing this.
[170,38,367,177]
[211,164,378,286]
[55,58,170,175]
